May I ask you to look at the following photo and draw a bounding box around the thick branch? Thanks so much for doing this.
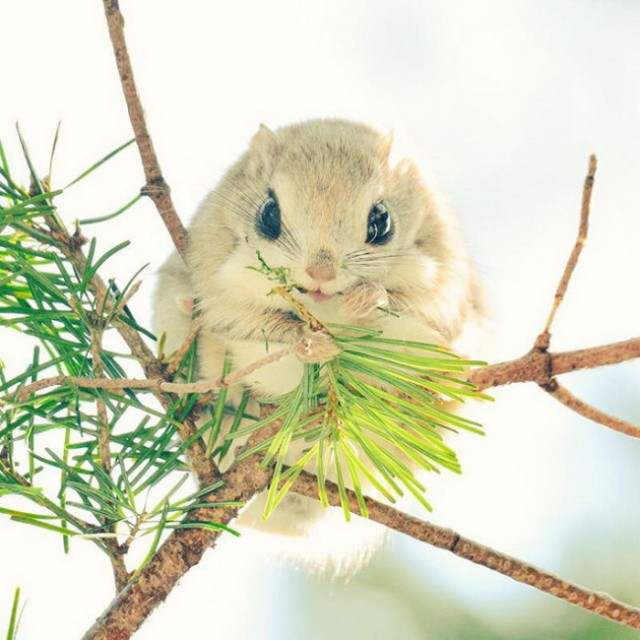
[291,473,640,631]
[101,0,188,256]
[468,338,640,391]
[83,447,640,637]
[82,422,279,640]
[76,315,640,633]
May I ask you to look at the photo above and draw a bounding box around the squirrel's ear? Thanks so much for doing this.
[251,124,277,162]
[377,130,394,163]
[391,158,420,189]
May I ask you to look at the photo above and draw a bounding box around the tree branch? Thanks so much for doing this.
[81,421,280,640]
[540,379,640,438]
[101,0,188,256]
[468,338,640,391]
[5,344,297,402]
[82,425,640,638]
[290,472,640,631]
[535,155,597,351]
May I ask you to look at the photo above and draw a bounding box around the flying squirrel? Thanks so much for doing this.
[153,118,486,567]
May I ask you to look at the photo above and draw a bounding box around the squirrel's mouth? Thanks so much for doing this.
[296,286,335,303]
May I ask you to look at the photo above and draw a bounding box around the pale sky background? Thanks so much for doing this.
[1,1,639,639]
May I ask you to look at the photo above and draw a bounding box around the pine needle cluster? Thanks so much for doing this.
[0,133,240,572]
[236,256,489,519]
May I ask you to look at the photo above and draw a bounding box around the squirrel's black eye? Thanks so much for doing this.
[257,190,281,240]
[366,202,392,244]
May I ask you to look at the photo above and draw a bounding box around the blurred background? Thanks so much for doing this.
[1,0,639,638]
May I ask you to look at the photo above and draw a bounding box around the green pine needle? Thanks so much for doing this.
[4,587,22,640]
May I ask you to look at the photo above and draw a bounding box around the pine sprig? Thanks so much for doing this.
[0,132,240,568]
[232,257,491,520]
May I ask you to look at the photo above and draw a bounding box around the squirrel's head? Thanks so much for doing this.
[202,118,450,302]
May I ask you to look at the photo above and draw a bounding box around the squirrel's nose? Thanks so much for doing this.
[306,249,337,282]
[305,263,336,282]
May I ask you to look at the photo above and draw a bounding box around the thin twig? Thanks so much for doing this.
[0,450,30,487]
[119,513,147,555]
[165,316,203,377]
[90,327,111,474]
[535,155,597,351]
[111,280,142,319]
[101,0,188,256]
[540,380,640,438]
[7,344,298,402]
[7,338,640,443]
[109,553,131,595]
[52,227,163,380]
[88,327,131,591]
[273,285,324,331]
[520,155,637,436]
[194,345,297,409]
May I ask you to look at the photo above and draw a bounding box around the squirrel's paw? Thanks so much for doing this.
[295,329,341,364]
[340,282,388,318]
